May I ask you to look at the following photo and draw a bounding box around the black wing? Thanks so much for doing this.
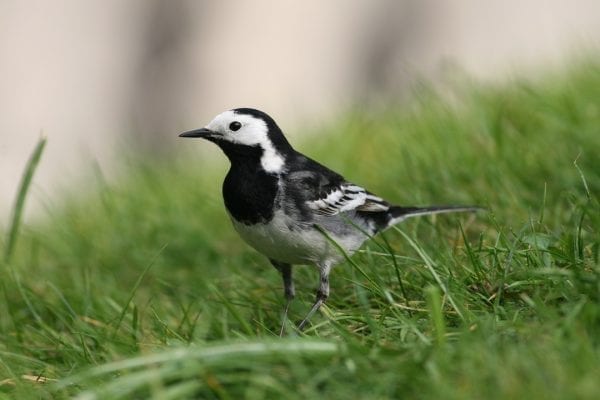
[285,154,391,217]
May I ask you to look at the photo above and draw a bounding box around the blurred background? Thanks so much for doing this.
[1,0,599,218]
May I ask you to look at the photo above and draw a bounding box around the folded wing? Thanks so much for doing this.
[306,183,390,216]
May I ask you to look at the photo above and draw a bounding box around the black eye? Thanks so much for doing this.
[229,121,242,131]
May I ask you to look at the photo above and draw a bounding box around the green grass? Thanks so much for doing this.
[1,61,599,399]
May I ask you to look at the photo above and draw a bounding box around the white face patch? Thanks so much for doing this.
[205,110,285,173]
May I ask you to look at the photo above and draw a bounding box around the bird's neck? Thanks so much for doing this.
[217,141,290,174]
[217,139,294,224]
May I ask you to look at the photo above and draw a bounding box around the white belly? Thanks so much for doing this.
[229,210,365,266]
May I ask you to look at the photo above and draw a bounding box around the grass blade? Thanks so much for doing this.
[111,243,168,338]
[3,136,47,264]
[425,285,446,346]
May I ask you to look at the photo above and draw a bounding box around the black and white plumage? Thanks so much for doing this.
[179,108,479,332]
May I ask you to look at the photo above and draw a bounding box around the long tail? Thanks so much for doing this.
[387,205,482,228]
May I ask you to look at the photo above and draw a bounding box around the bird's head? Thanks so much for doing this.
[179,108,293,173]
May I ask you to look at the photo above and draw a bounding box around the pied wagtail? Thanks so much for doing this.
[180,108,479,333]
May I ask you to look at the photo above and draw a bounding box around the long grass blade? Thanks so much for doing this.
[3,136,47,264]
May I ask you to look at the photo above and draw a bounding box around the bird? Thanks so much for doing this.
[179,108,479,333]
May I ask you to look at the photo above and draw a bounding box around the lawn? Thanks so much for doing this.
[1,61,599,399]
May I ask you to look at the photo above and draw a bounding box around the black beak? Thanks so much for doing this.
[179,128,214,138]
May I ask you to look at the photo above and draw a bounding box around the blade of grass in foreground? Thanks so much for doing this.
[56,340,341,394]
[3,135,47,264]
[425,285,446,346]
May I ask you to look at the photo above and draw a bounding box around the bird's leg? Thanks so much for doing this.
[270,260,295,336]
[279,264,295,336]
[298,262,331,331]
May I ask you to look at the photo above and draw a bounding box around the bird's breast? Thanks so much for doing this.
[222,165,280,225]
